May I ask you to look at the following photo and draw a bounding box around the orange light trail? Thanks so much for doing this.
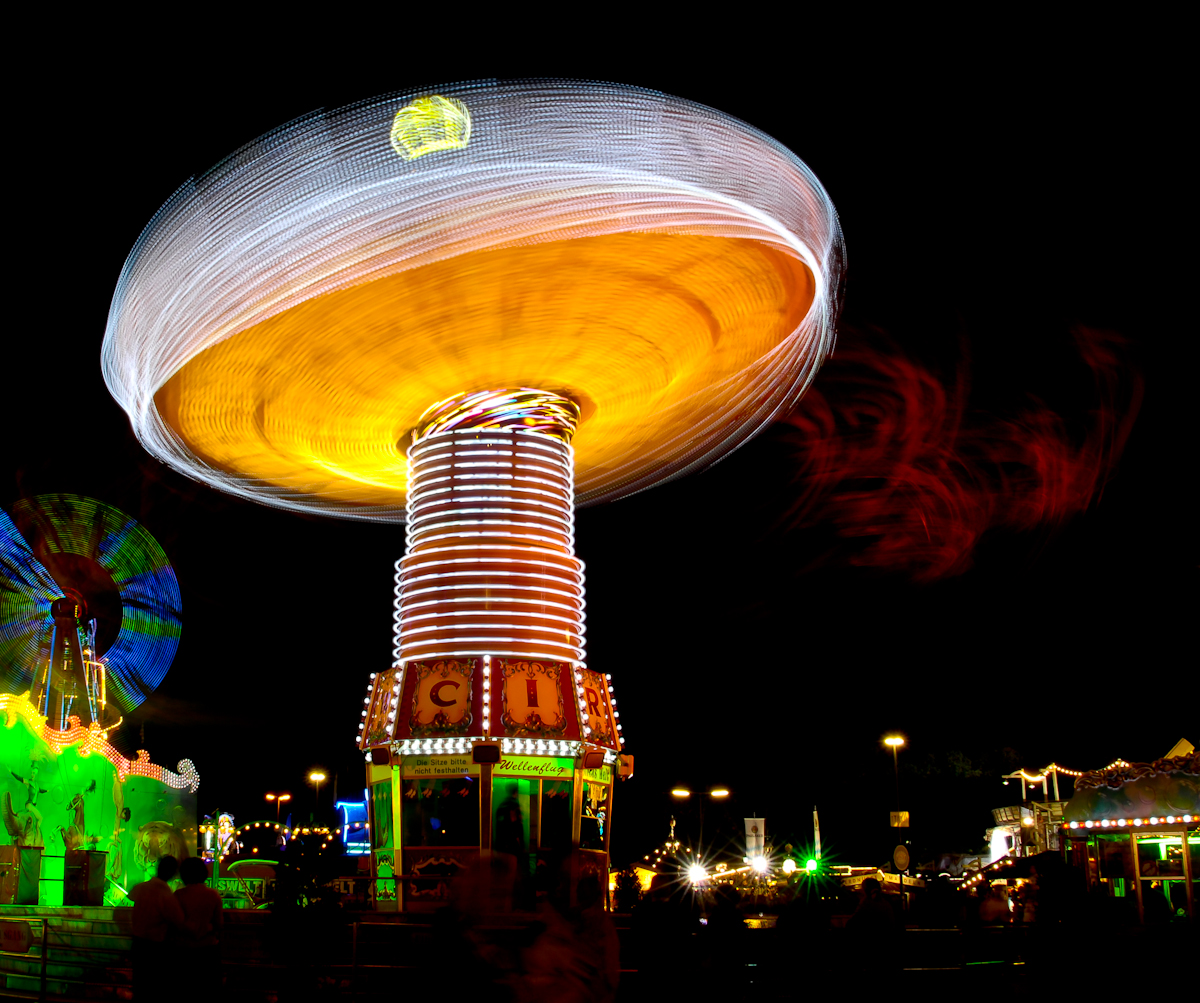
[103,81,843,521]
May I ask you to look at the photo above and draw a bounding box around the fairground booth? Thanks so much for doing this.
[1060,745,1198,922]
[359,657,625,910]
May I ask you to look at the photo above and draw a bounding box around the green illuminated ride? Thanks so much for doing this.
[0,495,197,907]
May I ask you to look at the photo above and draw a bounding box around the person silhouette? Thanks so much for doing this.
[129,855,187,989]
[175,857,223,999]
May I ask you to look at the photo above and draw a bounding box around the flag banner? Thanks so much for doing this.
[745,817,765,857]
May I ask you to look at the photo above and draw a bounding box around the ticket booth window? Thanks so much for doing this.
[541,779,573,850]
[370,781,393,851]
[1097,833,1134,897]
[1136,835,1184,877]
[580,781,608,851]
[1192,837,1200,908]
[1134,834,1191,921]
[402,778,480,847]
[493,778,533,856]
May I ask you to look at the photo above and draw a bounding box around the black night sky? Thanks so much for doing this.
[3,28,1189,868]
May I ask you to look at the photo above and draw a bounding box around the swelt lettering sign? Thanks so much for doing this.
[0,920,34,954]
[494,756,573,778]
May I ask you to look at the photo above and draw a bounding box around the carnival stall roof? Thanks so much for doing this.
[1063,747,1199,827]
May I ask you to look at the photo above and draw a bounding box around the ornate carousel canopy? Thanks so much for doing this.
[1064,751,1200,824]
[101,79,843,521]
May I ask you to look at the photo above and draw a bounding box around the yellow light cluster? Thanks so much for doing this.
[961,858,1015,889]
[389,95,472,161]
[1065,815,1194,830]
[236,824,332,836]
[0,691,199,792]
[1016,759,1129,783]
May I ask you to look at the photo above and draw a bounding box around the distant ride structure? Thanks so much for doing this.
[101,80,843,909]
[0,495,197,912]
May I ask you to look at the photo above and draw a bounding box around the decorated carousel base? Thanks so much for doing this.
[0,692,199,908]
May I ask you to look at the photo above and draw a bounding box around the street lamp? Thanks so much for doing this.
[669,787,729,848]
[884,736,905,815]
[265,792,291,823]
[308,770,327,822]
[884,735,908,913]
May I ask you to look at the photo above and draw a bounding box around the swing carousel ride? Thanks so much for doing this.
[101,80,842,907]
[0,493,195,905]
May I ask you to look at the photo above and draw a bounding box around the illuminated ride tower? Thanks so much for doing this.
[101,80,843,911]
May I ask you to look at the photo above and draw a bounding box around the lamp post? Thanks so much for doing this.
[884,735,907,912]
[265,792,291,824]
[884,736,905,815]
[671,787,730,854]
[308,771,327,823]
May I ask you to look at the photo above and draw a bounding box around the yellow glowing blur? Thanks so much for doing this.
[781,858,797,874]
[670,788,692,799]
[155,233,815,510]
[708,788,731,798]
[884,736,905,747]
[389,96,471,160]
[308,771,327,784]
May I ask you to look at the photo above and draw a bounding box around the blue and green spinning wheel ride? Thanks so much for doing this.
[0,494,181,715]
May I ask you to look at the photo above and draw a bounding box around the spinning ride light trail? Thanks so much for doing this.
[101,78,842,760]
[101,79,843,521]
[0,495,182,720]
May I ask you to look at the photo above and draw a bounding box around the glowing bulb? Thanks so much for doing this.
[751,856,768,874]
[687,864,707,884]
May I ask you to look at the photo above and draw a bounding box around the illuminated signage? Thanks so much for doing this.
[410,659,474,735]
[499,660,566,736]
[583,765,611,785]
[494,756,573,779]
[400,756,480,778]
[579,668,616,746]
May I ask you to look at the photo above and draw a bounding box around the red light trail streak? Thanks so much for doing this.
[776,326,1143,581]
